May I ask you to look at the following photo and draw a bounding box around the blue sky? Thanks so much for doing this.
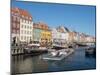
[11,0,96,36]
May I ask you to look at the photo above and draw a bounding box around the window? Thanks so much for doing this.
[17,24,19,28]
[27,26,29,29]
[13,16,16,21]
[24,36,26,40]
[30,31,31,34]
[21,25,23,28]
[30,37,31,40]
[21,30,23,34]
[16,17,18,21]
[25,25,26,29]
[27,31,28,34]
[21,19,23,22]
[13,23,15,28]
[27,37,28,41]
[21,36,23,40]
[24,31,26,34]
[12,30,15,33]
[30,26,32,29]
[17,30,19,34]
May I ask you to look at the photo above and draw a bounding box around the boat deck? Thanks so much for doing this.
[42,48,74,60]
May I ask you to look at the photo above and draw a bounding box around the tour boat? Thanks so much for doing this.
[42,48,74,60]
[24,42,47,54]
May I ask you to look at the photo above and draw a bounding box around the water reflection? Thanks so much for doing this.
[11,48,96,74]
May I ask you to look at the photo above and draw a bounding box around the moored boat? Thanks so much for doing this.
[42,48,74,60]
[24,42,47,54]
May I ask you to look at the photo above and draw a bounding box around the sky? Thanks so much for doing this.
[11,0,96,37]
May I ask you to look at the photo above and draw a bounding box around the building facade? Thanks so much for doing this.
[51,26,69,47]
[41,30,52,47]
[79,33,86,42]
[33,23,42,42]
[56,26,69,42]
[68,31,75,43]
[19,8,33,43]
[11,7,33,44]
[11,8,20,45]
[33,22,52,47]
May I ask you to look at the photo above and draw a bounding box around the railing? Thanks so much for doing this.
[11,46,25,55]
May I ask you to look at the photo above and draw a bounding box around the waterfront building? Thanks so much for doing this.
[19,9,33,43]
[74,32,80,42]
[68,31,81,43]
[79,33,87,42]
[92,37,96,42]
[86,35,95,43]
[73,31,80,43]
[33,22,52,47]
[41,30,52,47]
[51,26,69,47]
[11,8,20,45]
[56,26,70,44]
[11,7,33,44]
[33,23,42,42]
[68,31,76,43]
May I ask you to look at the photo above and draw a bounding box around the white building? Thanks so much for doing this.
[11,7,33,44]
[56,26,69,43]
[20,17,33,43]
[51,26,69,47]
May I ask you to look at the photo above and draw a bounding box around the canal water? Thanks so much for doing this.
[11,47,96,74]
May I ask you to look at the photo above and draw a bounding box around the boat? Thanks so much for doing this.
[85,45,96,55]
[42,48,74,60]
[24,41,47,54]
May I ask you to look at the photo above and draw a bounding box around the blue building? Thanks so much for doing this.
[32,23,42,42]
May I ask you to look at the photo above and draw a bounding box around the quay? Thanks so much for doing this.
[11,44,96,56]
[11,46,25,55]
[11,46,48,56]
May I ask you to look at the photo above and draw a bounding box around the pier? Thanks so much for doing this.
[11,46,25,55]
[11,45,48,55]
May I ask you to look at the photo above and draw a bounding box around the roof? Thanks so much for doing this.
[56,26,70,33]
[11,7,32,20]
[64,27,70,32]
[33,22,49,30]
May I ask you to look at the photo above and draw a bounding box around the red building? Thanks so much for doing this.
[11,8,20,44]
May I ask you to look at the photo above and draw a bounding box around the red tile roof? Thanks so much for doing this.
[11,7,32,20]
[33,22,49,30]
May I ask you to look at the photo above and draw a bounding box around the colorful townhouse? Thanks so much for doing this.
[11,7,20,45]
[79,33,87,42]
[33,22,52,47]
[68,31,78,43]
[33,23,42,42]
[11,7,33,44]
[51,26,69,48]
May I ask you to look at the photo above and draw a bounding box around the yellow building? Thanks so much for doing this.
[40,30,52,47]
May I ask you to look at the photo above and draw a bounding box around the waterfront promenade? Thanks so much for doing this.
[11,42,95,56]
